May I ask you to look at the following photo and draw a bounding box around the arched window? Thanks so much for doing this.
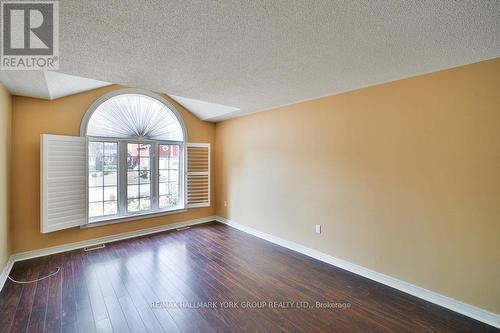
[81,89,187,222]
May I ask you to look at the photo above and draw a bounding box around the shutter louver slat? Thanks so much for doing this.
[41,134,87,233]
[186,143,210,208]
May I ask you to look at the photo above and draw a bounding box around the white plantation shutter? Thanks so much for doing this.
[186,143,210,208]
[41,134,87,233]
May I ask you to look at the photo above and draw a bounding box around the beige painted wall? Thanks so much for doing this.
[11,85,215,253]
[0,83,11,269]
[215,58,500,314]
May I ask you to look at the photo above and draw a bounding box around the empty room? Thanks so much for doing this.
[0,1,499,332]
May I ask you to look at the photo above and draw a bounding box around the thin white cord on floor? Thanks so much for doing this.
[7,267,61,284]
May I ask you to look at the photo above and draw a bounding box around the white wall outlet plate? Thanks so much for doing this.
[315,224,321,234]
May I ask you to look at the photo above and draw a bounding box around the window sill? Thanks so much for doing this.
[81,206,187,229]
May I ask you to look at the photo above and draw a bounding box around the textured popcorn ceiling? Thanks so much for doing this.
[5,1,500,121]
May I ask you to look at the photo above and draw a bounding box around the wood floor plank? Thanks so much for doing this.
[60,252,76,328]
[101,243,167,333]
[131,238,231,332]
[8,262,41,333]
[154,228,308,331]
[44,253,64,333]
[199,224,450,331]
[116,294,148,333]
[60,321,76,333]
[26,256,51,333]
[85,251,130,333]
[0,282,24,333]
[0,261,29,333]
[1,222,497,333]
[120,241,210,332]
[79,252,109,324]
[95,318,113,333]
[112,240,181,333]
[178,229,347,331]
[175,227,349,330]
[191,224,396,331]
[70,251,96,333]
[95,247,148,333]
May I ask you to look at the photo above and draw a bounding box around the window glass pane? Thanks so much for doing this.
[127,185,139,199]
[159,144,180,209]
[159,144,178,158]
[169,169,178,181]
[103,201,117,215]
[89,143,104,171]
[89,187,103,202]
[127,171,139,185]
[103,156,117,171]
[139,171,150,184]
[127,143,152,213]
[104,142,117,156]
[89,142,103,156]
[159,169,169,182]
[89,172,103,187]
[104,172,117,186]
[168,193,178,206]
[139,157,150,170]
[139,144,150,156]
[159,158,168,170]
[127,143,139,157]
[160,170,179,183]
[88,141,118,219]
[127,199,139,212]
[140,184,150,198]
[159,195,175,208]
[159,196,169,208]
[127,155,138,170]
[159,183,168,196]
[104,186,117,201]
[89,156,103,172]
[170,194,178,206]
[89,202,103,217]
[169,182,178,196]
[140,198,151,210]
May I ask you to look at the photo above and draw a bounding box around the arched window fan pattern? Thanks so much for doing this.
[86,94,184,141]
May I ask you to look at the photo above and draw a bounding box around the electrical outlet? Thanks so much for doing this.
[224,201,228,207]
[315,224,321,234]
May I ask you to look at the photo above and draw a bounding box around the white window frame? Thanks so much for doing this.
[80,89,188,227]
[87,137,186,225]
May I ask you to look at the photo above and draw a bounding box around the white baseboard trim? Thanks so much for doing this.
[215,216,500,329]
[11,216,216,262]
[0,257,15,291]
[10,216,217,263]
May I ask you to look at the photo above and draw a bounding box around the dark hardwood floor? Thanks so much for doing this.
[0,222,497,333]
